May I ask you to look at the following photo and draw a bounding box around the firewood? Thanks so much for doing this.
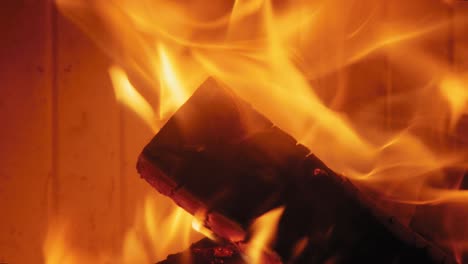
[158,238,245,264]
[137,78,456,264]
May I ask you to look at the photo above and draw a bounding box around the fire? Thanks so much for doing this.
[440,75,468,130]
[109,65,157,131]
[137,196,201,261]
[44,195,201,264]
[192,211,218,241]
[53,0,468,261]
[245,207,284,263]
[43,219,107,264]
[136,195,198,261]
[43,221,76,264]
[157,43,190,119]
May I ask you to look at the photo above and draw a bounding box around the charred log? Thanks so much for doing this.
[158,238,245,264]
[137,78,456,264]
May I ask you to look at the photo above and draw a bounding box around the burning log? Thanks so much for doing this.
[159,238,245,264]
[137,78,456,263]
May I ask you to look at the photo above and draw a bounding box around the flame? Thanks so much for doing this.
[44,195,201,263]
[245,207,284,263]
[109,65,157,131]
[120,196,200,263]
[157,43,191,119]
[43,220,108,264]
[139,195,197,261]
[43,222,75,264]
[191,220,217,241]
[53,0,468,261]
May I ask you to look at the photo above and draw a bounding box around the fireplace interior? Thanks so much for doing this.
[1,0,468,263]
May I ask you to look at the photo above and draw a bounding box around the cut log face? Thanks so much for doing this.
[137,78,456,264]
[139,78,300,230]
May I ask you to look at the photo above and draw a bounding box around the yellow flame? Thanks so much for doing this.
[126,195,199,262]
[43,220,110,264]
[122,230,150,264]
[156,43,191,119]
[245,207,284,263]
[191,218,217,241]
[43,200,198,263]
[43,222,74,264]
[44,195,201,264]
[440,75,468,130]
[109,65,157,131]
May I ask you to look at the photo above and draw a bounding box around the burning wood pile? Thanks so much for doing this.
[47,0,468,263]
[137,78,456,264]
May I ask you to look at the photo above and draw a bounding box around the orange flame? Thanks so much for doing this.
[156,43,191,119]
[43,219,109,264]
[109,65,157,131]
[43,222,75,264]
[245,207,284,263]
[440,75,468,130]
[53,0,468,261]
[44,195,201,264]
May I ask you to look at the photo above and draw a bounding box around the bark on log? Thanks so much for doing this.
[137,78,456,264]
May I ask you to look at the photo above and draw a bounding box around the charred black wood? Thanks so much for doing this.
[158,238,245,264]
[138,78,456,264]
